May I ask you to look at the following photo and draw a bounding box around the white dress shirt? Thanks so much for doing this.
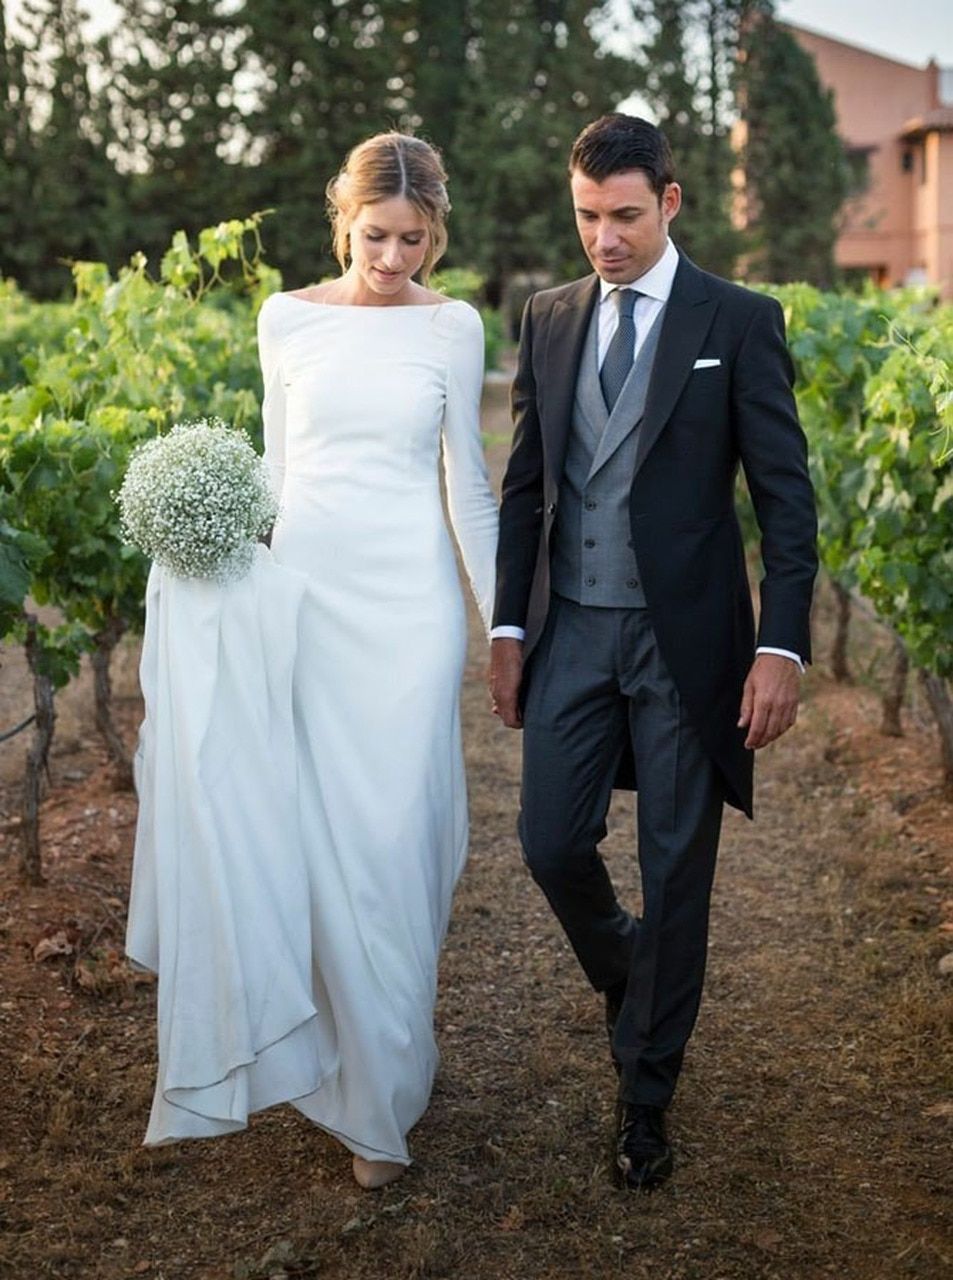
[491,239,803,671]
[596,236,679,367]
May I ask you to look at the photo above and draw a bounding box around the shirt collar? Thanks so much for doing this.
[598,238,679,305]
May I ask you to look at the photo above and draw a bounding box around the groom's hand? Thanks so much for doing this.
[738,653,801,749]
[489,638,524,729]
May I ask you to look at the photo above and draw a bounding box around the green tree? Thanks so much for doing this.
[738,11,848,286]
[2,1,632,298]
[0,0,127,297]
[0,2,34,288]
[237,0,413,286]
[447,0,631,298]
[625,0,741,276]
[400,0,470,154]
[236,0,629,293]
[107,0,250,271]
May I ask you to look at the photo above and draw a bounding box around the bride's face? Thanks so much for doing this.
[347,197,430,300]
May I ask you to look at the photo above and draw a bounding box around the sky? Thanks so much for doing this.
[3,0,952,70]
[777,0,953,66]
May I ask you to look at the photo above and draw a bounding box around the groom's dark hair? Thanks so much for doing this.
[569,114,675,199]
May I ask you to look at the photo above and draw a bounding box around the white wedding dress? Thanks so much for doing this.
[126,294,498,1162]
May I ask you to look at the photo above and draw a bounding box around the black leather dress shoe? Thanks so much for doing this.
[614,1103,673,1191]
[603,979,627,1076]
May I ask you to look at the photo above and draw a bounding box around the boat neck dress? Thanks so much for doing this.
[126,292,498,1163]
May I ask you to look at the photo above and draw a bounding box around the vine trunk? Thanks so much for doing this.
[91,616,133,790]
[918,670,953,800]
[21,615,54,884]
[830,579,852,682]
[880,635,909,738]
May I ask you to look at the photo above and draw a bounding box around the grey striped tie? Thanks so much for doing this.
[600,287,639,411]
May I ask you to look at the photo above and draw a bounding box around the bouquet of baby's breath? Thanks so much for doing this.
[116,418,279,582]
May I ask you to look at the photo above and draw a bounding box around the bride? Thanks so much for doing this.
[126,132,498,1189]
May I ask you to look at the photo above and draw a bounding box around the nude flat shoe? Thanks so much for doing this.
[351,1155,406,1190]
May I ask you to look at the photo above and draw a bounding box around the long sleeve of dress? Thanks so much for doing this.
[441,303,499,638]
[256,297,287,504]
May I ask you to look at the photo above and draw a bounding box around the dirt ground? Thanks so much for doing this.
[1,382,951,1280]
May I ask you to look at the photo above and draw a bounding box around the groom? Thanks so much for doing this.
[489,114,817,1190]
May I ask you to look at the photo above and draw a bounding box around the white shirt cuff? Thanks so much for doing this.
[490,634,802,669]
[756,646,805,673]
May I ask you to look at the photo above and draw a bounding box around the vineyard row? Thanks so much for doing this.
[0,220,951,880]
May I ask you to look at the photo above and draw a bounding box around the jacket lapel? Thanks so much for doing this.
[633,253,716,477]
[543,275,600,484]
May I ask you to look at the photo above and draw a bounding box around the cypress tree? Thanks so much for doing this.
[738,12,848,286]
[624,0,741,277]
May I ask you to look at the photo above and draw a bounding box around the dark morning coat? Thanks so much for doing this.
[493,251,819,817]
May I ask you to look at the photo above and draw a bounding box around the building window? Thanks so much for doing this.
[845,144,875,195]
[901,149,914,173]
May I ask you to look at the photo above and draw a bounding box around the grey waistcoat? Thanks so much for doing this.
[550,298,666,608]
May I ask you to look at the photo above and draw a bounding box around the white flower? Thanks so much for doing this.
[116,417,279,582]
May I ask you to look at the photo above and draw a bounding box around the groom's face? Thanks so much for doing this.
[570,168,681,285]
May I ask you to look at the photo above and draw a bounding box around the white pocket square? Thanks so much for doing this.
[693,358,721,369]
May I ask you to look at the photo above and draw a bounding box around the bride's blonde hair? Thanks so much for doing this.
[326,133,450,283]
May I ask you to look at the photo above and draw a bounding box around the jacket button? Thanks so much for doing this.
[547,502,556,515]
[585,499,597,510]
[584,538,595,548]
[627,577,639,589]
[585,575,596,587]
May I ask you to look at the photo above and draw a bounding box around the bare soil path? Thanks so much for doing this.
[1,384,951,1279]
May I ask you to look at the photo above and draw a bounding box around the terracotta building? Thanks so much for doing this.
[785,24,953,297]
